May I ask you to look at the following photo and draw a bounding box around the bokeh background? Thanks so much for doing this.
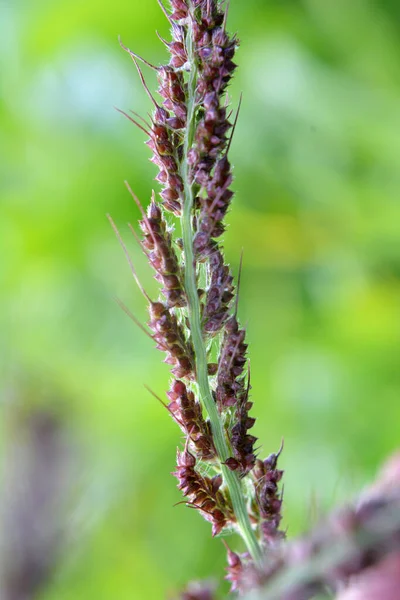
[1,0,400,597]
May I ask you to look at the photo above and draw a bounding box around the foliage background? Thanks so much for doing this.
[1,0,400,597]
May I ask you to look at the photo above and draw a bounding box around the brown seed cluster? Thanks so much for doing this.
[173,447,235,537]
[193,155,234,258]
[216,316,247,409]
[149,103,185,216]
[202,249,234,334]
[148,301,194,379]
[217,316,257,475]
[139,196,186,307]
[167,379,216,461]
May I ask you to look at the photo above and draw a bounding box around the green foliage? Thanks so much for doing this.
[1,0,399,597]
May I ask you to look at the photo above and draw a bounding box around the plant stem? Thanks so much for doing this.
[180,10,262,566]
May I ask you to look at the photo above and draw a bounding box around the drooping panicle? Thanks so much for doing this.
[173,446,235,537]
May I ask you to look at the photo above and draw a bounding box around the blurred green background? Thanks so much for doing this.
[1,0,400,597]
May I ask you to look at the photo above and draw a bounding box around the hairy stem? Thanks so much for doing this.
[180,9,262,565]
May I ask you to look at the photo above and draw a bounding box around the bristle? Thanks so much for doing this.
[131,55,161,110]
[114,297,154,340]
[107,214,151,302]
[129,109,152,130]
[157,0,173,24]
[143,384,187,433]
[114,107,152,137]
[222,0,231,32]
[234,249,244,318]
[156,30,170,49]
[119,37,159,71]
[226,92,242,156]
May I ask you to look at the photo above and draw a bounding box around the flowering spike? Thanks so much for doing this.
[112,0,284,580]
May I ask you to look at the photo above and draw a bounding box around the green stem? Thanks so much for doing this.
[180,10,262,566]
